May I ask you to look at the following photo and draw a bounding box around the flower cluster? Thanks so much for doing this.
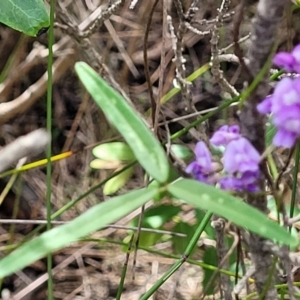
[186,125,261,192]
[187,45,300,191]
[257,45,300,148]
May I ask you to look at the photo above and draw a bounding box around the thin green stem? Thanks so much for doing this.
[116,235,134,300]
[139,212,213,300]
[46,0,55,298]
[0,35,26,83]
[290,144,300,228]
[270,69,284,81]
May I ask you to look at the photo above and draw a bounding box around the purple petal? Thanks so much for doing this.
[294,64,300,74]
[257,96,273,114]
[244,184,259,193]
[186,161,199,174]
[229,125,240,134]
[186,142,215,182]
[220,171,260,192]
[210,125,241,146]
[273,129,297,148]
[292,44,300,63]
[240,171,260,185]
[194,141,212,171]
[185,161,216,184]
[194,141,210,159]
[294,77,300,95]
[273,77,299,105]
[223,138,260,174]
[285,118,300,132]
[186,162,206,182]
[270,78,300,114]
[273,52,296,71]
[220,177,243,191]
[273,105,300,133]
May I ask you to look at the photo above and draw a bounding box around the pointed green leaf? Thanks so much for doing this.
[0,187,158,278]
[103,167,134,195]
[1,0,50,37]
[75,62,170,183]
[93,142,135,161]
[90,159,121,170]
[168,179,299,248]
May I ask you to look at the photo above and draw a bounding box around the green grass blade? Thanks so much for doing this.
[75,62,170,183]
[291,144,300,222]
[46,0,55,297]
[168,179,299,248]
[0,187,158,278]
[1,0,50,36]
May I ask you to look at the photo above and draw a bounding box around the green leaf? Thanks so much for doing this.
[75,62,170,183]
[0,187,159,278]
[0,0,50,37]
[90,159,121,169]
[103,167,134,195]
[93,142,135,162]
[170,144,193,160]
[168,179,299,248]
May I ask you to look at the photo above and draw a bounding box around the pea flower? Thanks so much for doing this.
[187,128,261,192]
[210,125,241,146]
[185,141,217,185]
[220,137,261,192]
[257,77,300,148]
[223,138,260,173]
[273,44,300,73]
[258,43,300,147]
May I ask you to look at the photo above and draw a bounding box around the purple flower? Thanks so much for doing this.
[210,125,241,146]
[187,132,261,192]
[273,44,300,73]
[220,138,261,192]
[258,44,300,148]
[257,96,273,114]
[186,141,216,184]
[223,138,260,174]
[257,77,300,148]
[273,52,296,72]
